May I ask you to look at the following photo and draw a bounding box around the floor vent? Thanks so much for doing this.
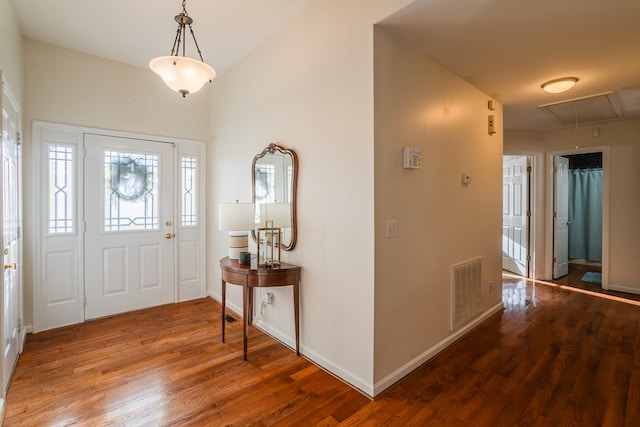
[224,314,237,323]
[451,257,482,331]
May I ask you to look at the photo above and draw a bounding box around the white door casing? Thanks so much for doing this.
[34,122,206,333]
[84,134,175,320]
[553,156,569,279]
[1,74,22,395]
[502,156,529,276]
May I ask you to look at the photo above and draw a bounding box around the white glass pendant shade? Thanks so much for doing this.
[149,56,216,97]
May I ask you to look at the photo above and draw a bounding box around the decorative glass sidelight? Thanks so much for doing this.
[48,145,74,234]
[181,156,197,227]
[104,151,159,231]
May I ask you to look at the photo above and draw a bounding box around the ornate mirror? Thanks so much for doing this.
[251,143,298,251]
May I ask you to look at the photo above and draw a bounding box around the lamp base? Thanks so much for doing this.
[229,246,249,259]
[228,231,249,259]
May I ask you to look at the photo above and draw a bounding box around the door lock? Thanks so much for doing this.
[4,262,17,270]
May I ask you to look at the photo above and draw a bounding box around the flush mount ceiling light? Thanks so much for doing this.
[149,0,216,97]
[541,77,579,94]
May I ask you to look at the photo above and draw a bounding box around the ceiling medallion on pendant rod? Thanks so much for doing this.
[149,0,216,97]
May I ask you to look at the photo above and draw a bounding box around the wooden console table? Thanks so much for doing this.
[220,256,301,360]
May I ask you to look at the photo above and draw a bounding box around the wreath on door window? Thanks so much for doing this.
[109,158,148,201]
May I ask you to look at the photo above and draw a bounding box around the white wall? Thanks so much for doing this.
[373,28,504,387]
[208,0,413,395]
[0,0,23,103]
[22,40,210,326]
[506,118,640,293]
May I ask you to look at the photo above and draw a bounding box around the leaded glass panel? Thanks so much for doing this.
[104,151,159,231]
[181,156,197,227]
[48,145,74,233]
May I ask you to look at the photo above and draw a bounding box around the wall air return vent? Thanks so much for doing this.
[451,257,482,331]
[538,91,623,127]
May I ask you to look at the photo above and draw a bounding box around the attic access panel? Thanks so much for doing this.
[538,92,623,126]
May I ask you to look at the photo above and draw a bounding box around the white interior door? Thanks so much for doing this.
[553,156,569,278]
[84,134,175,319]
[2,77,21,394]
[502,156,529,276]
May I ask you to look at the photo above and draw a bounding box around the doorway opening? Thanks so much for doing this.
[502,155,533,278]
[547,147,609,289]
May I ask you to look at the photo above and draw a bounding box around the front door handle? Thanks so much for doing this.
[165,233,174,239]
[4,262,17,270]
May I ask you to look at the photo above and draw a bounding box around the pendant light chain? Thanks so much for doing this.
[165,0,207,64]
[169,20,183,57]
[188,23,207,64]
[182,0,207,64]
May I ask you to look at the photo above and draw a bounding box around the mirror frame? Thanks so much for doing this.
[251,143,298,251]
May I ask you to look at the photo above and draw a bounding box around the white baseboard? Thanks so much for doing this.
[207,294,373,396]
[373,302,504,396]
[21,325,31,351]
[207,294,504,399]
[299,341,374,397]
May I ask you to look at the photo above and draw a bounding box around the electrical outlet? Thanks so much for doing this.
[264,292,274,305]
[489,281,496,293]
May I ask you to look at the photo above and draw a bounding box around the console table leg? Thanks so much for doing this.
[243,284,249,361]
[294,281,300,356]
[221,280,226,343]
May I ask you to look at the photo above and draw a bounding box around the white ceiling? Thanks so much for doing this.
[12,0,640,130]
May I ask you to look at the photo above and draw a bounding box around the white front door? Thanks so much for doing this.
[553,156,569,278]
[502,156,529,276]
[84,134,175,319]
[2,77,21,394]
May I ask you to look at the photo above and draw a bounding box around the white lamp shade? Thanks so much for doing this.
[218,203,255,231]
[149,56,216,96]
[259,203,291,228]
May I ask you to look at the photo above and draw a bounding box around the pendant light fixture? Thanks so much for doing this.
[149,0,216,97]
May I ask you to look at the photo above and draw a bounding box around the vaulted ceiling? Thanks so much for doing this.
[12,0,640,130]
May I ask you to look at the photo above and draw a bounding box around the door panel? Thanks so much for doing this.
[554,156,569,278]
[84,134,175,319]
[2,77,21,394]
[502,156,528,276]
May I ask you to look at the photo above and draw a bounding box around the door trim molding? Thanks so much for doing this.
[545,146,609,288]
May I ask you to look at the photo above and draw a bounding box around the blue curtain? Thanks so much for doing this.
[568,168,602,261]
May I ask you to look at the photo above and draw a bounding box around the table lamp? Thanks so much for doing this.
[218,202,255,259]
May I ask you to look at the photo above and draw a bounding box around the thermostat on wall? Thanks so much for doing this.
[403,147,422,169]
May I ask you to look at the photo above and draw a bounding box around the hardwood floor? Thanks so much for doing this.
[549,262,640,302]
[4,279,640,426]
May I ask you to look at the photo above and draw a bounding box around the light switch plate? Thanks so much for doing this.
[385,220,398,238]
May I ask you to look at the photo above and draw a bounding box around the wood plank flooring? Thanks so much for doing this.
[550,262,640,302]
[3,278,640,426]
